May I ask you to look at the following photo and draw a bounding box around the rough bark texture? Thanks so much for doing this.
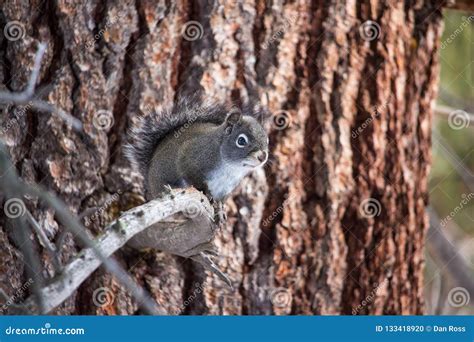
[0,0,444,315]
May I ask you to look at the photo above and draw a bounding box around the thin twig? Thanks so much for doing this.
[25,210,57,253]
[20,188,213,314]
[435,105,474,126]
[0,42,82,131]
[0,143,161,315]
[26,42,47,96]
[0,142,47,314]
[25,209,62,272]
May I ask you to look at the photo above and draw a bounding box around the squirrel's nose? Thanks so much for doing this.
[256,150,268,163]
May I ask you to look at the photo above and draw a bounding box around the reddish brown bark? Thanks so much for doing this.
[0,0,444,315]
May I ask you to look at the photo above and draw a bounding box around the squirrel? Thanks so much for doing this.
[125,96,269,201]
[124,96,269,287]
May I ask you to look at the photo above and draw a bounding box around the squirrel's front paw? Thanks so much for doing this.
[212,200,227,227]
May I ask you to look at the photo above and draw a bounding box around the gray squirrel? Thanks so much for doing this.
[124,96,269,287]
[125,96,269,201]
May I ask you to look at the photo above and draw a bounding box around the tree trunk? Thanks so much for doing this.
[0,0,443,315]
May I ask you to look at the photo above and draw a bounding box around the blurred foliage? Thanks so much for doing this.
[430,9,473,236]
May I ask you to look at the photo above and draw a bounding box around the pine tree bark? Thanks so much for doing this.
[0,0,444,315]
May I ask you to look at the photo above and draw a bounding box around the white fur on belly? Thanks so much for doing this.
[206,162,251,200]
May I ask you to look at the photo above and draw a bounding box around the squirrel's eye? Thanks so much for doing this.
[236,134,248,148]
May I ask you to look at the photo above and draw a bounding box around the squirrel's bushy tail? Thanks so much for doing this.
[125,95,268,175]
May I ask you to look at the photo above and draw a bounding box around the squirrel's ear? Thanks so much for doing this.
[225,110,242,126]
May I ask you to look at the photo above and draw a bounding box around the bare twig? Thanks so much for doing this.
[26,42,47,96]
[0,42,82,131]
[25,209,62,272]
[0,140,47,313]
[435,105,474,127]
[0,143,162,315]
[25,210,57,253]
[439,87,474,112]
[20,188,214,314]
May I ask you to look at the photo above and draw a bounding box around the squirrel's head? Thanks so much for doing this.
[220,110,269,168]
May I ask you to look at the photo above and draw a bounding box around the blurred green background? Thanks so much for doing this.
[431,9,473,236]
[426,8,473,314]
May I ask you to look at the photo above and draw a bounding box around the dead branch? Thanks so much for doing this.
[435,105,474,127]
[0,42,82,131]
[19,188,215,314]
[0,41,229,315]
